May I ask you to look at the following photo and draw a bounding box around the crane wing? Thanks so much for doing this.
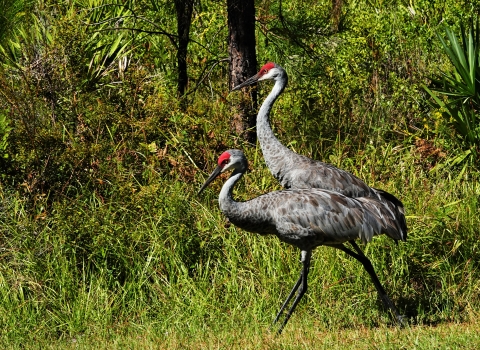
[267,190,385,248]
[282,155,373,197]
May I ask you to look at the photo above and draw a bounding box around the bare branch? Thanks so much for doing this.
[183,58,229,98]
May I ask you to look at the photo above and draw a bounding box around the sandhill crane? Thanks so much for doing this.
[232,62,407,234]
[199,149,405,334]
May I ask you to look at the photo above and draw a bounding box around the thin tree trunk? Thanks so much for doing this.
[174,0,194,97]
[331,0,343,32]
[227,0,257,144]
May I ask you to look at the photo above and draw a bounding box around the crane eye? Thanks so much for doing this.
[222,159,229,165]
[263,69,267,73]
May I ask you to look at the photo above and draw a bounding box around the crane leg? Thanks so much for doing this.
[273,274,302,324]
[337,241,405,326]
[273,250,312,334]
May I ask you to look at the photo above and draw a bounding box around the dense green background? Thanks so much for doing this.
[0,0,479,347]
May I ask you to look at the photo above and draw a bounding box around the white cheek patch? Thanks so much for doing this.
[222,161,234,172]
[258,68,278,81]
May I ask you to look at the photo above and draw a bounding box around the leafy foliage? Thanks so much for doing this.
[0,0,34,47]
[425,22,480,163]
[0,110,11,158]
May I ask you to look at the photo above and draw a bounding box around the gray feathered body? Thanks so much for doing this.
[219,172,404,252]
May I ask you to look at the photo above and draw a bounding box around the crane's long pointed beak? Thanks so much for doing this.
[198,165,223,195]
[231,73,260,91]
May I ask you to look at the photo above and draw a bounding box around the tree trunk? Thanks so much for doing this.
[227,0,257,144]
[174,0,194,97]
[331,0,343,32]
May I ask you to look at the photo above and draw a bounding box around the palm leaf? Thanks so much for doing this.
[424,21,480,162]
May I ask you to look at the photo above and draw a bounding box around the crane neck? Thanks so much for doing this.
[218,170,244,212]
[256,73,294,179]
[257,75,287,126]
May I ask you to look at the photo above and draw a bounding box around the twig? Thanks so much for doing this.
[183,58,229,98]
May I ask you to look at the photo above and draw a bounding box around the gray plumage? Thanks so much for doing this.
[199,149,405,333]
[232,63,407,241]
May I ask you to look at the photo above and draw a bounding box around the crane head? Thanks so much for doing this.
[232,62,285,91]
[198,149,247,195]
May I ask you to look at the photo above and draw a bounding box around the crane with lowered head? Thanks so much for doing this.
[199,149,406,334]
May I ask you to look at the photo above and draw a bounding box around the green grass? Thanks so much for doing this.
[2,318,479,349]
[1,143,479,347]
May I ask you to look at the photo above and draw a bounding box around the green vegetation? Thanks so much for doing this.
[0,0,479,347]
[425,21,480,164]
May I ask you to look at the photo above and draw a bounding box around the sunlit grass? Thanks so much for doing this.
[1,142,479,347]
[2,318,479,349]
